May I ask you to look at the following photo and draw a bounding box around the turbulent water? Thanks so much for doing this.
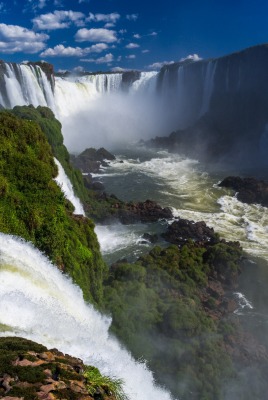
[0,233,174,400]
[94,147,268,262]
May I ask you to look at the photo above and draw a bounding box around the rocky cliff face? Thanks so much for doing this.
[156,44,268,166]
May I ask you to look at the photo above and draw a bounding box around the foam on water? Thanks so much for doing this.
[99,151,268,261]
[0,233,174,400]
[53,158,85,216]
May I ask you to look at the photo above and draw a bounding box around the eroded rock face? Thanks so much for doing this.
[219,176,268,207]
[0,337,114,400]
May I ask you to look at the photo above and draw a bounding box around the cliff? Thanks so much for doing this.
[0,107,106,305]
[154,44,268,166]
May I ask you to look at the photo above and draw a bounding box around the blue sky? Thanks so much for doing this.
[1,0,268,72]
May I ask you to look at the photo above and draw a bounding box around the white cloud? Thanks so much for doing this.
[88,43,109,53]
[180,54,202,62]
[142,49,150,53]
[75,28,117,43]
[0,23,48,54]
[126,14,138,21]
[147,60,174,70]
[40,43,108,57]
[41,44,84,57]
[32,10,85,31]
[81,53,114,64]
[133,34,141,39]
[87,12,120,24]
[149,32,157,36]
[78,0,89,3]
[119,29,127,34]
[126,54,136,59]
[125,43,139,49]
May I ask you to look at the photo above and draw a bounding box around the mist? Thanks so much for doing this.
[55,82,178,154]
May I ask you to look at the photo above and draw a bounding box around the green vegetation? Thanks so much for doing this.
[103,241,243,399]
[84,366,128,400]
[0,108,106,304]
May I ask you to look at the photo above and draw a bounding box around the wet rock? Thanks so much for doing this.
[219,176,268,207]
[71,147,115,173]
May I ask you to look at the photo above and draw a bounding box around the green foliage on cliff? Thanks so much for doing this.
[12,105,88,202]
[103,241,243,399]
[0,109,106,304]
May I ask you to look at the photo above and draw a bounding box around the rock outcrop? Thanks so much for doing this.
[0,337,117,400]
[219,176,268,207]
[71,148,116,174]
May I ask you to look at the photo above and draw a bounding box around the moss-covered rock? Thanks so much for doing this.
[0,337,120,400]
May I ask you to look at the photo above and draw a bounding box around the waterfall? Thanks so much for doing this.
[0,233,174,400]
[0,63,55,110]
[199,60,217,116]
[53,158,85,216]
[130,71,158,93]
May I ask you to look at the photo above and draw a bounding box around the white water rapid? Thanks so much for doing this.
[0,233,174,400]
[54,158,85,216]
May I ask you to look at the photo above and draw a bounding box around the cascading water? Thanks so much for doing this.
[0,233,174,400]
[199,60,217,116]
[0,63,55,110]
[53,158,85,216]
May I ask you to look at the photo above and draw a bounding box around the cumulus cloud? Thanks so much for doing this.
[126,14,138,21]
[126,54,136,59]
[40,42,108,57]
[147,60,174,70]
[142,49,150,53]
[125,42,139,49]
[32,10,85,31]
[0,23,48,54]
[41,44,84,57]
[180,53,202,62]
[133,34,141,39]
[81,53,114,64]
[75,28,117,43]
[87,12,120,24]
[148,31,157,36]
